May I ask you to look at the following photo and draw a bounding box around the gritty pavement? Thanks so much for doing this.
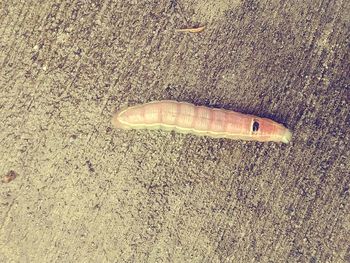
[0,0,349,262]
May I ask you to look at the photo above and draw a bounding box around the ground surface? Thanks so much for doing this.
[0,0,349,262]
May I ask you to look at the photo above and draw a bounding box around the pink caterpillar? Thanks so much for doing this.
[112,100,292,143]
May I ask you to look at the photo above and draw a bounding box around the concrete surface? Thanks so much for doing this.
[0,0,349,262]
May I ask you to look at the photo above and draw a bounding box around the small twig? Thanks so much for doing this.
[175,25,205,33]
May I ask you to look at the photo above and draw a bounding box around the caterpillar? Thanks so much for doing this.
[112,100,292,143]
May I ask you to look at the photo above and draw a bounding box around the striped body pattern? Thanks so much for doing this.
[112,100,292,143]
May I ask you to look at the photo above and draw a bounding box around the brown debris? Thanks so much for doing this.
[2,170,18,183]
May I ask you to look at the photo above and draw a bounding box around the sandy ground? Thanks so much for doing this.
[0,0,349,262]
